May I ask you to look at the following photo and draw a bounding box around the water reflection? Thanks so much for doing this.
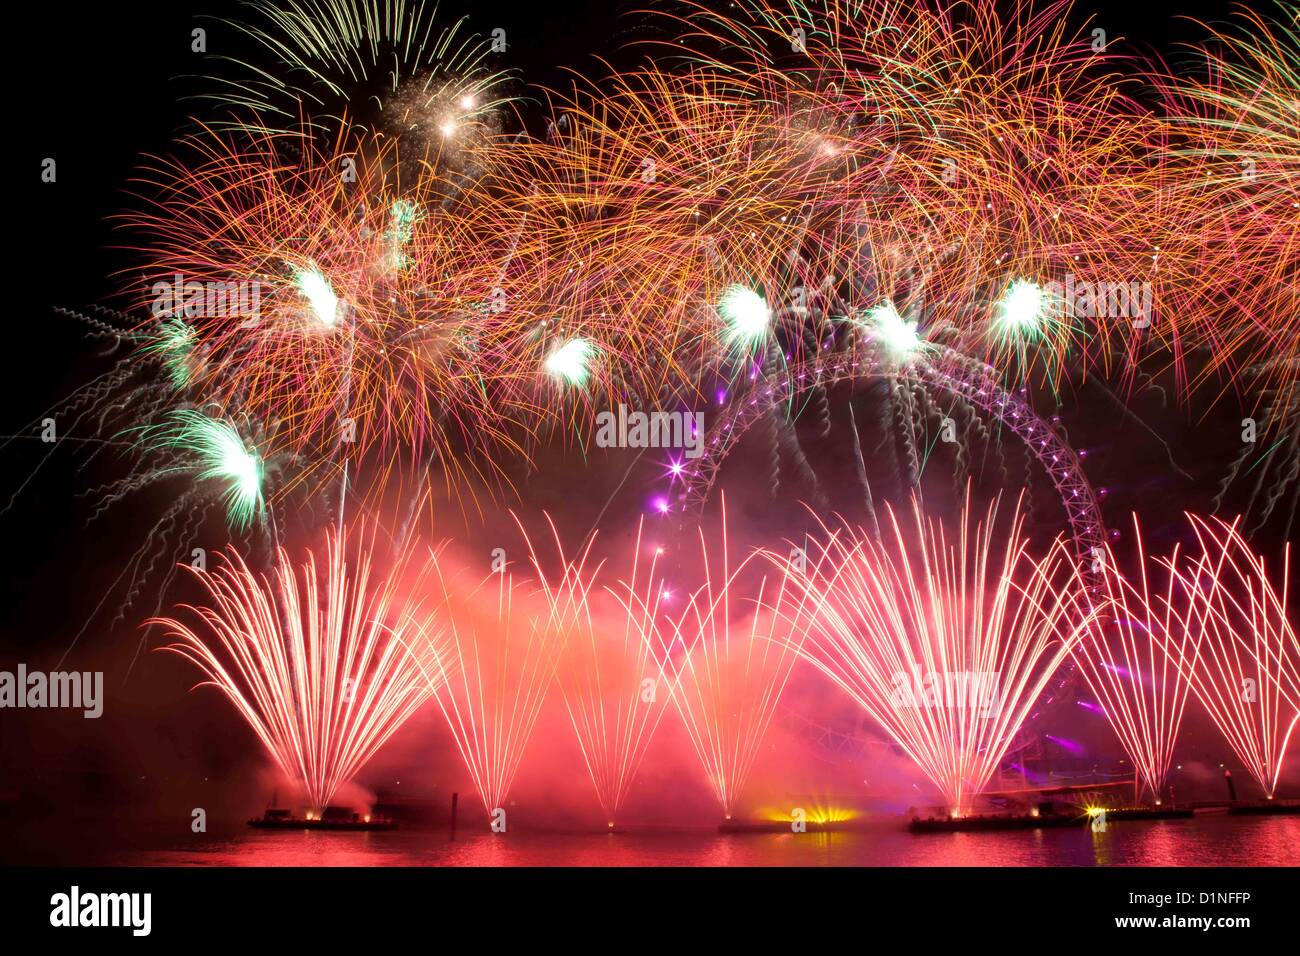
[96,814,1300,867]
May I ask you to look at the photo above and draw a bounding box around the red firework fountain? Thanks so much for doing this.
[633,502,805,821]
[1073,514,1200,805]
[773,492,1097,816]
[414,554,561,829]
[1163,515,1300,800]
[153,525,446,815]
[526,517,673,828]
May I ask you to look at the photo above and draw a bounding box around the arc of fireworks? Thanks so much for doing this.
[771,491,1097,814]
[153,524,446,813]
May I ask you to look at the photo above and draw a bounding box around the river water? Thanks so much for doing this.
[39,812,1297,866]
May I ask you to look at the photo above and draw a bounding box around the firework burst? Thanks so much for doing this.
[121,125,538,503]
[200,0,518,151]
[143,409,266,530]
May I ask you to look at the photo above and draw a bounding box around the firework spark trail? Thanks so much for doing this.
[200,0,518,146]
[630,501,807,819]
[772,491,1096,813]
[1072,513,1199,804]
[524,516,673,824]
[54,399,281,657]
[1,308,187,519]
[664,0,1179,389]
[1154,4,1300,530]
[1156,3,1300,404]
[153,524,445,812]
[414,556,561,822]
[1162,515,1300,799]
[121,125,540,506]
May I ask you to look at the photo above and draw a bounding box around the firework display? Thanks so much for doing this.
[8,0,1300,892]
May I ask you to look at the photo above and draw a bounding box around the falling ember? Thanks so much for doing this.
[634,499,805,819]
[544,337,596,387]
[152,526,446,814]
[1073,514,1199,804]
[294,264,340,327]
[143,409,264,530]
[862,300,926,360]
[1162,515,1300,799]
[526,517,672,825]
[772,491,1097,815]
[718,284,771,349]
